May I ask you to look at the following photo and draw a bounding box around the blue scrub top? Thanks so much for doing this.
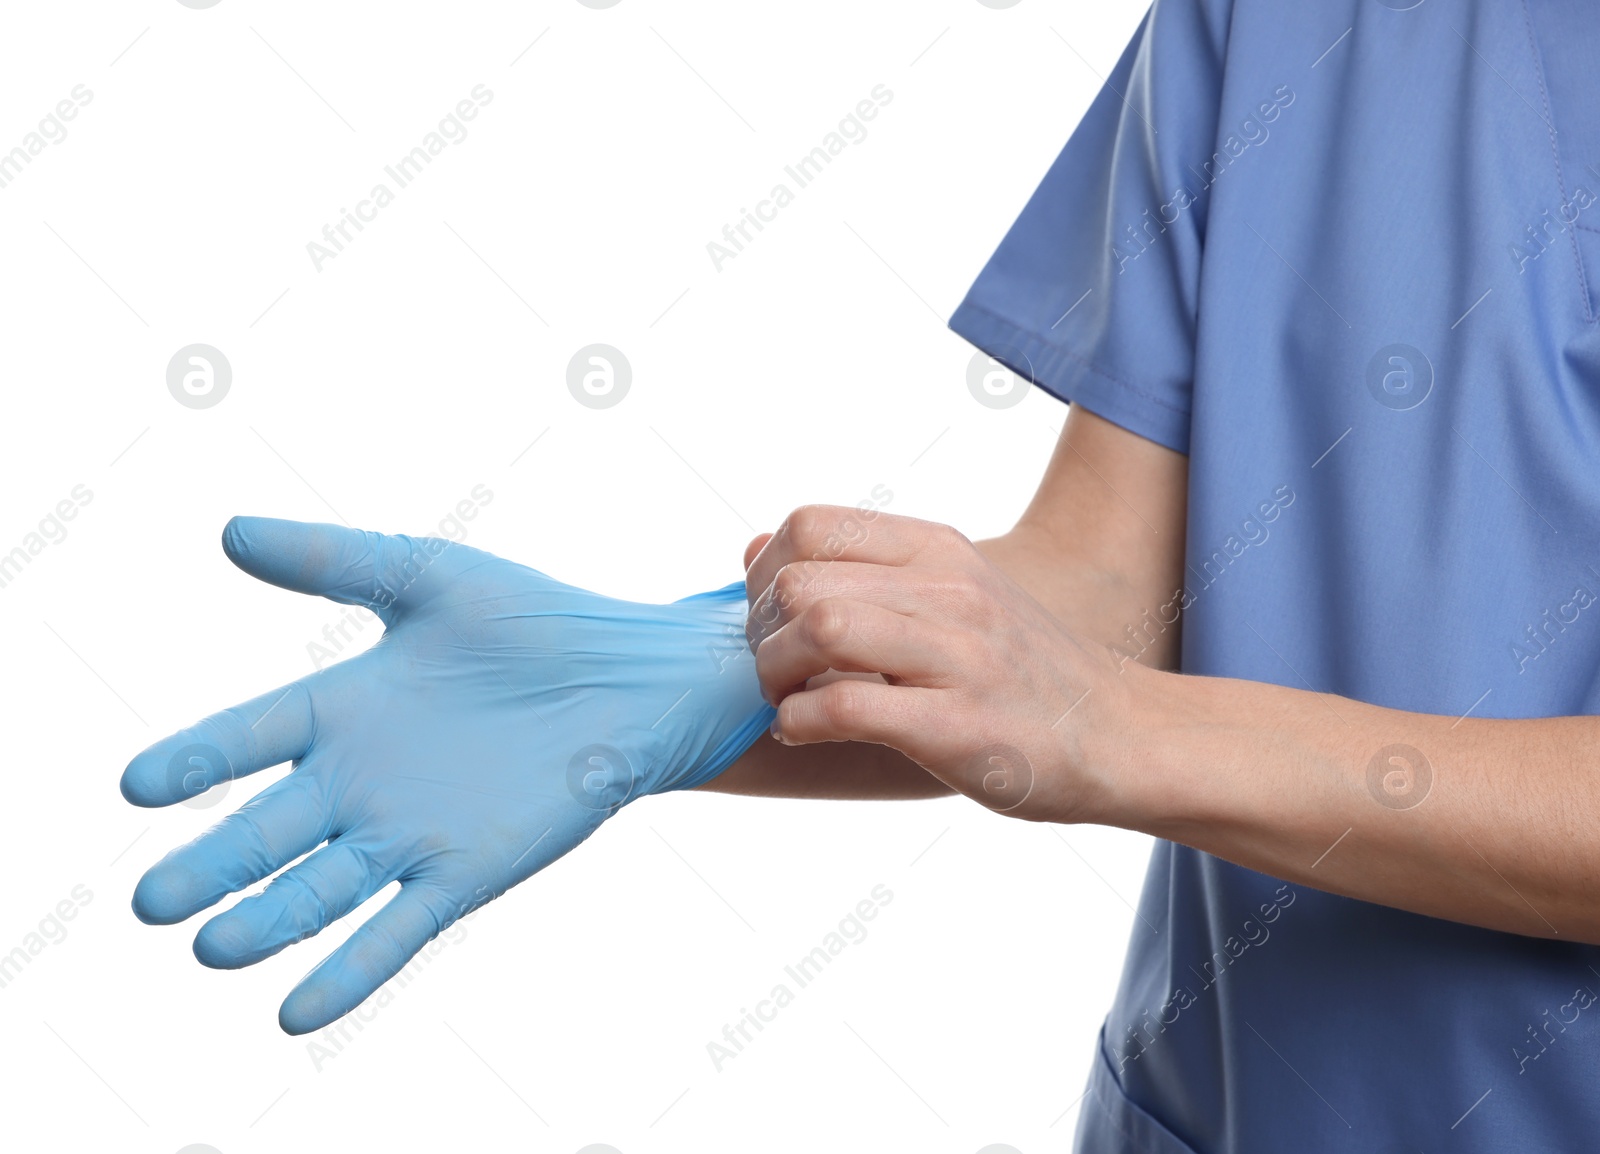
[951,1,1600,1150]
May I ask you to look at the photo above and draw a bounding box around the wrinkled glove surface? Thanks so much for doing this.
[120,517,772,1034]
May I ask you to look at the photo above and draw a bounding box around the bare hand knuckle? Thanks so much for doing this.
[804,602,854,651]
[786,504,834,548]
[772,563,810,610]
[819,680,869,730]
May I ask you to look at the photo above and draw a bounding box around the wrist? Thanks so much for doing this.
[1079,662,1239,834]
[647,581,776,795]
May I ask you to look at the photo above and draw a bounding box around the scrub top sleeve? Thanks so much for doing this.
[948,0,1232,455]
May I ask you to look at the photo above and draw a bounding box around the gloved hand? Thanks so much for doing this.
[121,517,774,1035]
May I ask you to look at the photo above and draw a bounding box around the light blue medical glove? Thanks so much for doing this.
[121,517,773,1035]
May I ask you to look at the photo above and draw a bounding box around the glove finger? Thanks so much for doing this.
[121,679,314,808]
[221,516,460,621]
[131,773,326,925]
[277,883,458,1036]
[194,841,391,969]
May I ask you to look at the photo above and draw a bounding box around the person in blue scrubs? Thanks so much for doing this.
[120,0,1600,1147]
[728,0,1600,1149]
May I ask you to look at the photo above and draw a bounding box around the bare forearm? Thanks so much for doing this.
[1102,664,1600,941]
[705,720,952,799]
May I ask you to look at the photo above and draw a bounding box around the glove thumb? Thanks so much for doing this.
[221,516,452,619]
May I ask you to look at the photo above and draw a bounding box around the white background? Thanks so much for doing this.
[0,1,1153,1150]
